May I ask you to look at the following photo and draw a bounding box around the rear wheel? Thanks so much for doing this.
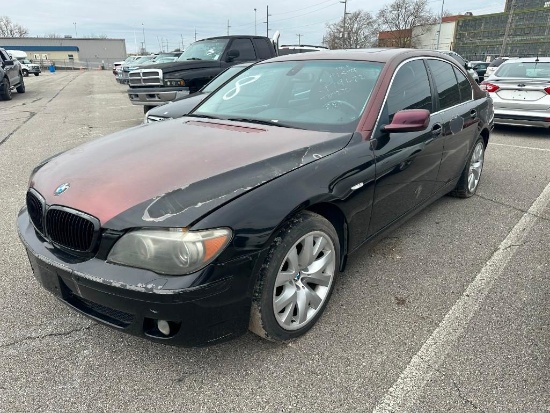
[16,75,25,93]
[249,211,339,342]
[0,77,12,100]
[450,137,485,198]
[34,73,40,76]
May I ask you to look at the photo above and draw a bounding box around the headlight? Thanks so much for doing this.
[107,228,232,275]
[164,79,185,87]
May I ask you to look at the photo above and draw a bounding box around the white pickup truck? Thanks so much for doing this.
[7,50,41,76]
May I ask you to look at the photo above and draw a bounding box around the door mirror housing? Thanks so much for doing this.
[382,109,430,133]
[226,49,240,62]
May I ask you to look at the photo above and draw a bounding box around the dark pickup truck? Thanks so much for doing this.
[0,48,25,100]
[127,34,279,112]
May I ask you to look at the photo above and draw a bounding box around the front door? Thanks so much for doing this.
[368,59,444,236]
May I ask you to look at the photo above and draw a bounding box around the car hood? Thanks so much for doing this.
[139,60,221,73]
[31,119,352,229]
[147,93,207,119]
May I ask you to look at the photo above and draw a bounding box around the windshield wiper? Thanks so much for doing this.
[225,118,297,129]
[186,114,221,119]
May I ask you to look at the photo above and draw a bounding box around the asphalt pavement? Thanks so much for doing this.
[0,71,548,413]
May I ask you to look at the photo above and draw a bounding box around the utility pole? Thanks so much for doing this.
[254,8,257,35]
[266,5,270,37]
[296,34,303,45]
[73,22,77,38]
[501,0,516,56]
[180,34,184,51]
[194,27,197,41]
[142,23,146,53]
[436,0,445,49]
[340,0,348,49]
[227,20,231,35]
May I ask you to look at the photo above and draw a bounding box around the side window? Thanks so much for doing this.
[454,67,472,103]
[229,39,256,61]
[0,50,10,61]
[253,39,273,59]
[427,59,461,110]
[387,59,432,121]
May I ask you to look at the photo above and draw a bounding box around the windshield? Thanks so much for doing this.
[132,56,155,64]
[193,60,384,133]
[177,39,229,61]
[202,65,250,93]
[495,61,550,78]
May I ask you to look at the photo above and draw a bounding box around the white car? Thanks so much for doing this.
[481,57,550,128]
[435,50,479,83]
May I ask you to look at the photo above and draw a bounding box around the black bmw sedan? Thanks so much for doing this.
[18,49,493,346]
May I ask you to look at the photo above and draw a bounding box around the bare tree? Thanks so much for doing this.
[376,0,436,48]
[324,10,379,50]
[0,16,29,37]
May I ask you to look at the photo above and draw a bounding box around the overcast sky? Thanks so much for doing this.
[3,0,505,54]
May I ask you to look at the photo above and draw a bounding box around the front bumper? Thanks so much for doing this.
[17,208,257,346]
[127,87,190,106]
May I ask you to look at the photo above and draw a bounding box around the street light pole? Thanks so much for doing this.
[73,22,77,37]
[266,5,270,37]
[297,34,303,46]
[254,8,257,35]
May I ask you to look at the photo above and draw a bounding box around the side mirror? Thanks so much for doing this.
[465,62,472,69]
[382,109,430,133]
[226,49,240,62]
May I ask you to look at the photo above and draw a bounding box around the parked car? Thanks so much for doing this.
[0,47,25,100]
[484,57,514,79]
[145,62,254,123]
[470,61,490,81]
[435,50,479,82]
[17,49,493,347]
[278,45,328,55]
[127,34,279,113]
[113,56,141,76]
[481,57,550,128]
[7,50,41,76]
[116,55,157,84]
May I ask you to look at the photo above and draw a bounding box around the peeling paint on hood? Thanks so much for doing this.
[30,118,352,229]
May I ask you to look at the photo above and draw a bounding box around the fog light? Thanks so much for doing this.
[157,320,170,336]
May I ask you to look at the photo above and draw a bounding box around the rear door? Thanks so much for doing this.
[425,58,480,186]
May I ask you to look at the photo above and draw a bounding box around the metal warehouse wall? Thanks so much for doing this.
[0,37,127,66]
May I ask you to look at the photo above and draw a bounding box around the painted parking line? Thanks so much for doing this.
[491,143,550,152]
[109,119,143,124]
[372,179,550,413]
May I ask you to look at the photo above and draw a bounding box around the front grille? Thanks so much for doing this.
[45,206,99,252]
[129,69,163,86]
[26,190,45,235]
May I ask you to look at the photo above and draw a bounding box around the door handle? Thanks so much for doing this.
[470,109,477,119]
[431,123,442,136]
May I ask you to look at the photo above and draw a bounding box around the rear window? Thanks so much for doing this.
[496,62,550,78]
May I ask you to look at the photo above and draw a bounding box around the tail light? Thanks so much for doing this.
[480,82,499,93]
[544,86,550,94]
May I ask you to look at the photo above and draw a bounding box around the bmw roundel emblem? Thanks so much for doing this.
[54,183,70,196]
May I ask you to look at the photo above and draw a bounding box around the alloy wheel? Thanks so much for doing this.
[273,231,336,331]
[468,141,484,193]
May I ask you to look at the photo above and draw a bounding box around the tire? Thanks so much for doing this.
[22,69,29,77]
[0,77,12,101]
[34,73,40,76]
[450,137,485,198]
[249,211,339,342]
[16,75,25,93]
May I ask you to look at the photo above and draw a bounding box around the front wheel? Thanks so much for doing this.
[249,211,339,342]
[34,73,40,76]
[450,137,485,198]
[22,69,29,77]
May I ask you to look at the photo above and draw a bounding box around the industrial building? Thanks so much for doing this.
[0,37,126,69]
